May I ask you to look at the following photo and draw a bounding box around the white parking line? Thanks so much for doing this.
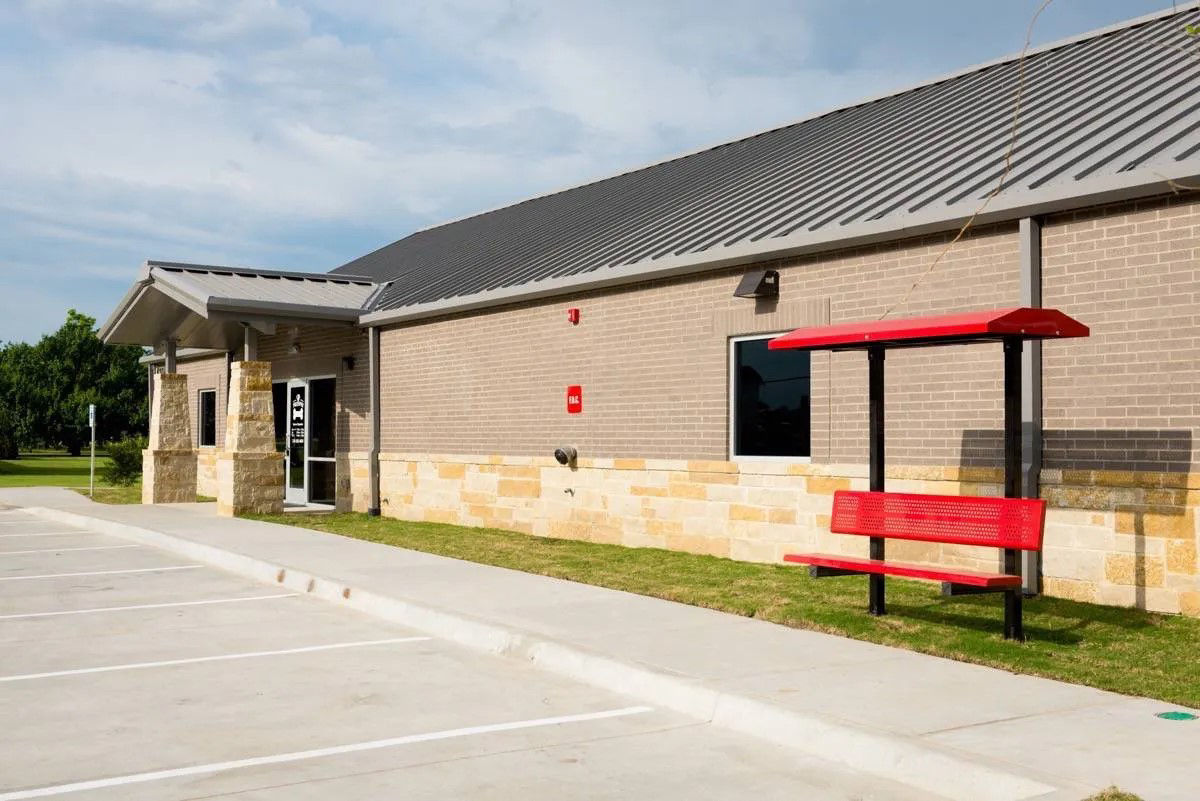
[0,532,90,538]
[0,545,139,556]
[0,706,655,800]
[0,565,202,583]
[0,593,296,620]
[0,636,433,683]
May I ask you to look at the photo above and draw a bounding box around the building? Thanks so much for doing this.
[103,7,1200,616]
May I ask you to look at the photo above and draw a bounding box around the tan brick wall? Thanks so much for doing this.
[378,223,1019,465]
[173,354,228,450]
[257,326,371,454]
[1042,194,1200,473]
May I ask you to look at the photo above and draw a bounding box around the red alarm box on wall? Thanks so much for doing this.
[566,385,583,414]
[567,308,580,325]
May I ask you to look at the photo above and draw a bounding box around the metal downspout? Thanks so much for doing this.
[368,326,381,516]
[1019,217,1043,596]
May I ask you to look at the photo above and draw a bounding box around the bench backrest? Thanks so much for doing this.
[830,490,1046,551]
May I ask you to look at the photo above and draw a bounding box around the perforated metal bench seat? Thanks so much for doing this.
[782,553,1022,588]
[782,490,1048,638]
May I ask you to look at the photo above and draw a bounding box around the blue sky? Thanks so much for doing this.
[0,0,1176,343]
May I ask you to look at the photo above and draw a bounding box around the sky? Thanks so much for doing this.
[0,0,1179,343]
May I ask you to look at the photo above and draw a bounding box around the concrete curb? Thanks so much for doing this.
[23,505,1068,801]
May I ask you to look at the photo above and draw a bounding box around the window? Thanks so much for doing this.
[729,335,810,459]
[198,389,217,448]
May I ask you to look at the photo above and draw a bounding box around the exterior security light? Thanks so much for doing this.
[554,446,577,466]
[733,269,779,299]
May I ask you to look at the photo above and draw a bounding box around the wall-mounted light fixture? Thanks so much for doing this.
[289,341,302,355]
[554,446,578,466]
[733,269,779,299]
[342,356,356,371]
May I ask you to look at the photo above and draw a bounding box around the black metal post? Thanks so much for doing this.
[868,346,886,616]
[1003,338,1024,640]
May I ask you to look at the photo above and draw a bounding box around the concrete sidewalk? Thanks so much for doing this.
[6,488,1197,801]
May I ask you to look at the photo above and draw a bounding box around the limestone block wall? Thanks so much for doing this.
[378,452,1200,617]
[346,452,371,513]
[143,372,196,504]
[196,449,218,498]
[217,361,283,517]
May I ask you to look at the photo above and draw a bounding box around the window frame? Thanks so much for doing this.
[197,388,217,448]
[727,333,812,463]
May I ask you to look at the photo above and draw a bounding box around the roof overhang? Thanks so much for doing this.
[100,261,378,349]
[769,307,1090,352]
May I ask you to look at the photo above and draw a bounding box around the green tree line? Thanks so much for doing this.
[0,310,148,458]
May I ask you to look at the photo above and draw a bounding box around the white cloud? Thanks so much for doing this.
[0,0,995,342]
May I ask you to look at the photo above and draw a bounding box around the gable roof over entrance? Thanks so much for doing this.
[343,6,1200,324]
[100,261,380,349]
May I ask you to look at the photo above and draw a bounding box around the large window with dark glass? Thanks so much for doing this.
[198,389,217,448]
[730,335,810,458]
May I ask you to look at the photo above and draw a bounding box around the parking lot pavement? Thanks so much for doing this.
[0,509,935,801]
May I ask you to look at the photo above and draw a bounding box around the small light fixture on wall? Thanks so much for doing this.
[733,269,780,299]
[289,341,302,355]
[554,446,577,466]
[342,356,356,371]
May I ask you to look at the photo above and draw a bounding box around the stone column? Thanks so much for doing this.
[216,360,284,517]
[142,372,197,504]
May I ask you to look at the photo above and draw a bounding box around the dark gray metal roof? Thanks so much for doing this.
[340,7,1200,320]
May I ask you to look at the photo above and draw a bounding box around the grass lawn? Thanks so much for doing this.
[0,451,213,505]
[1084,790,1144,801]
[252,511,1200,709]
[0,451,112,487]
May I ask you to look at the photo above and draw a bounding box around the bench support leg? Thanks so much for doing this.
[867,346,886,617]
[1004,588,1024,641]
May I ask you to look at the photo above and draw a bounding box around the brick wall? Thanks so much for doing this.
[173,354,228,450]
[378,222,1020,465]
[1042,194,1200,473]
[257,325,371,453]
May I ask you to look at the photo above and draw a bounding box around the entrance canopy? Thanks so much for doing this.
[768,307,1089,352]
[99,261,381,349]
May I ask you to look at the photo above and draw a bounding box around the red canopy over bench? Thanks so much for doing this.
[769,308,1088,640]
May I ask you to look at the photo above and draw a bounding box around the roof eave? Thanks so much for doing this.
[97,262,153,344]
[360,165,1200,328]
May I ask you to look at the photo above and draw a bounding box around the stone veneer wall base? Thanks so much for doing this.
[378,452,1200,618]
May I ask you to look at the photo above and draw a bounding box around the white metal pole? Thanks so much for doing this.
[88,403,96,498]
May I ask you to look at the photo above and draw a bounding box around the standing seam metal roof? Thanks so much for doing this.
[149,262,379,311]
[337,7,1200,315]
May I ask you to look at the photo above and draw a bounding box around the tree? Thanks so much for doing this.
[0,311,148,456]
[0,342,40,458]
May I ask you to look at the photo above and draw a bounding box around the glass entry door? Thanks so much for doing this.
[285,380,307,505]
[280,376,337,506]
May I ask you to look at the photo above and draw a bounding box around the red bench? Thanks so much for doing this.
[785,490,1046,638]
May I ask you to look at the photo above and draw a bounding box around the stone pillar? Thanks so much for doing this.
[142,372,197,504]
[216,360,284,517]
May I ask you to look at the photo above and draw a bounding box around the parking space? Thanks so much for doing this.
[0,508,930,800]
